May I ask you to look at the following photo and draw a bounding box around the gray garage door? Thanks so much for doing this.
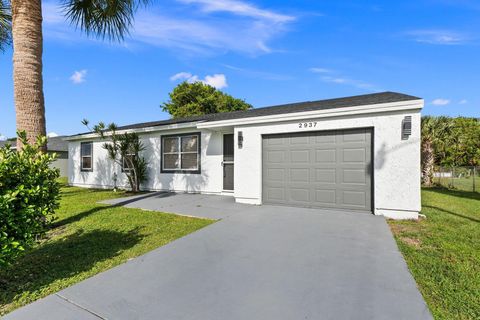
[262,128,372,211]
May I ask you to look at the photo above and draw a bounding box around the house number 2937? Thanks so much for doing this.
[298,122,317,128]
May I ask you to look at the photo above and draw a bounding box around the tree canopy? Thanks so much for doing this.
[422,116,480,168]
[162,81,252,118]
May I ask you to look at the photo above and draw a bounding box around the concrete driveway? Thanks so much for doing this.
[5,193,432,320]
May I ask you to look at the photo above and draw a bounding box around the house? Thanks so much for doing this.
[0,136,69,177]
[66,92,423,219]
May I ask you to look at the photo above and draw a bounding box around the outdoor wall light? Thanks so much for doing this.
[238,131,243,148]
[402,116,412,140]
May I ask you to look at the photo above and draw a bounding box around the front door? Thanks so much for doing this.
[223,134,234,191]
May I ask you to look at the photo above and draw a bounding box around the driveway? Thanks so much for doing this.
[5,193,432,320]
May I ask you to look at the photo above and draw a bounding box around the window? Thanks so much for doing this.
[161,133,200,173]
[122,153,136,173]
[80,142,93,171]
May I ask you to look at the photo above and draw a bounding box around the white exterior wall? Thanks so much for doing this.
[233,110,422,219]
[68,100,423,220]
[68,129,225,194]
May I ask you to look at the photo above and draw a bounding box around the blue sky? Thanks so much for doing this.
[1,0,479,138]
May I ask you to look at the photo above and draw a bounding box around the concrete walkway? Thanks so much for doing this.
[5,193,432,320]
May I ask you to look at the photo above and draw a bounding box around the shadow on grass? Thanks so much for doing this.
[54,192,170,228]
[425,187,480,201]
[423,188,480,223]
[53,205,113,228]
[423,205,480,223]
[0,229,142,310]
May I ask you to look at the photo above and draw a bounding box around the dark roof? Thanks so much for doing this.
[0,136,68,152]
[73,91,421,136]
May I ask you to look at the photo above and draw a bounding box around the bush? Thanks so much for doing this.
[0,132,60,266]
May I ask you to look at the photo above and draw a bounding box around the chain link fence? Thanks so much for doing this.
[433,166,479,193]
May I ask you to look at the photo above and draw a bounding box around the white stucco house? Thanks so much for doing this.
[66,92,423,219]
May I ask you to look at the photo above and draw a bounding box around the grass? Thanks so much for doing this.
[388,188,480,320]
[434,176,479,193]
[0,181,214,315]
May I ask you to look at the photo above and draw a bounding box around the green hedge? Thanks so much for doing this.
[0,132,60,266]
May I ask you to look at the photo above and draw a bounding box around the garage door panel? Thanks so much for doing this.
[291,150,310,163]
[290,168,310,182]
[315,133,336,144]
[342,191,367,207]
[289,135,310,145]
[342,169,367,184]
[266,168,286,182]
[314,189,336,204]
[342,130,367,142]
[315,168,336,183]
[266,150,286,163]
[263,128,372,212]
[290,188,310,202]
[315,149,336,163]
[342,148,367,163]
[265,187,285,201]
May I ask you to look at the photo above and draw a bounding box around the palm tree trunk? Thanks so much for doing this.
[11,0,46,150]
[422,139,435,186]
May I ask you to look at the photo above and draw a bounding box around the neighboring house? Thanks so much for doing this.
[0,136,69,177]
[66,92,423,219]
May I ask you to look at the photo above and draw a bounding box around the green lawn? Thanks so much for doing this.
[0,182,214,315]
[388,188,480,320]
[433,176,478,193]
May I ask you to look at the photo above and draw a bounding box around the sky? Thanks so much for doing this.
[1,0,479,139]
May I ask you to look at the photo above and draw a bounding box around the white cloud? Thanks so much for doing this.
[320,75,379,91]
[47,132,59,138]
[309,67,331,74]
[70,70,87,84]
[0,134,7,141]
[177,0,295,23]
[41,1,295,56]
[459,99,468,104]
[309,67,381,92]
[203,74,227,89]
[406,30,468,45]
[170,72,228,89]
[170,72,193,81]
[431,98,450,106]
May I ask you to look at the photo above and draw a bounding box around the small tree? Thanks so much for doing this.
[421,116,452,186]
[162,81,252,118]
[0,131,60,266]
[82,120,148,192]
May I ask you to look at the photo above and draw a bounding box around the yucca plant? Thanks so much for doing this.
[82,120,148,192]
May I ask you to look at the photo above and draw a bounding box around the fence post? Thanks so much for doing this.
[473,166,476,193]
[452,167,455,189]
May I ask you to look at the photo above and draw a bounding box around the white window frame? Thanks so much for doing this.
[161,133,201,173]
[122,153,136,173]
[80,142,93,172]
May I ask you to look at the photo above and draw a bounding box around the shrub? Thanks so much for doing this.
[0,132,60,266]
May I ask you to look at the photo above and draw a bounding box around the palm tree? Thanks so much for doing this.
[3,0,147,149]
[0,0,10,51]
[421,116,452,186]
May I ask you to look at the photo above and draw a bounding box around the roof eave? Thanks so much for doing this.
[64,120,202,141]
[197,99,424,129]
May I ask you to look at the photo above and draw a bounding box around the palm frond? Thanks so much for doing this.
[0,0,11,52]
[62,0,148,41]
